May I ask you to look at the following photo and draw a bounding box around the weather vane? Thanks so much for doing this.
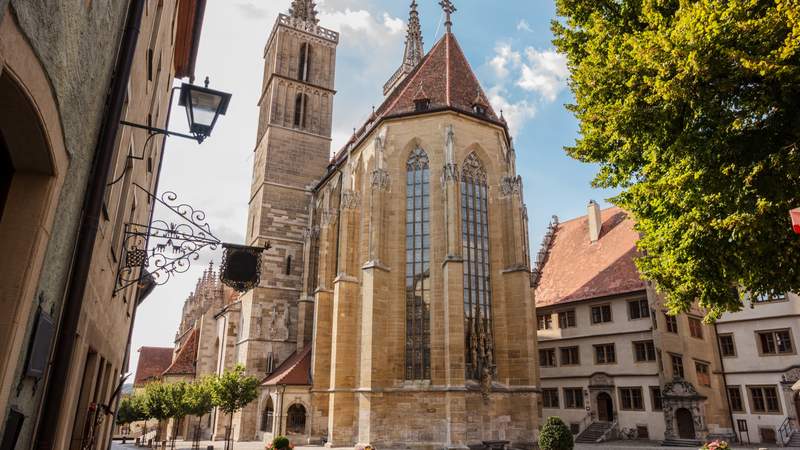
[439,0,456,33]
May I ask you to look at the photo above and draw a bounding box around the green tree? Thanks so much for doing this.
[211,365,259,449]
[144,382,179,442]
[552,0,800,319]
[116,396,136,426]
[538,417,574,450]
[166,381,191,449]
[185,377,216,441]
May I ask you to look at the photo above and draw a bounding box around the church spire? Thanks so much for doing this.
[289,0,318,24]
[404,1,424,69]
[383,0,425,96]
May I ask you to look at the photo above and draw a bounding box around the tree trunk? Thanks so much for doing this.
[228,412,234,450]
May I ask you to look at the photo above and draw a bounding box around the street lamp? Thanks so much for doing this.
[120,77,231,144]
[791,207,800,235]
[178,78,231,143]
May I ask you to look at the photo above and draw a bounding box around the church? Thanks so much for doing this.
[232,1,540,447]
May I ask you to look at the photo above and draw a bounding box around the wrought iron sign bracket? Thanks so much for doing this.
[114,183,222,295]
[114,184,272,296]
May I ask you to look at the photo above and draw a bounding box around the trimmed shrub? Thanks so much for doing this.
[538,417,574,450]
[270,436,291,450]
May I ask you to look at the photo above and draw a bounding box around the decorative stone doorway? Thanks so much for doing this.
[597,393,614,422]
[662,380,706,441]
[676,408,695,439]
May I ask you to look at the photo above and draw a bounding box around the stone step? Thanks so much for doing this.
[661,438,703,447]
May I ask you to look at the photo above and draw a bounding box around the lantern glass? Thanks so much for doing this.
[178,82,231,140]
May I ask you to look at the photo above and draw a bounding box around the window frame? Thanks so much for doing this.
[627,298,650,320]
[665,313,679,334]
[594,343,616,364]
[727,386,745,413]
[537,313,552,330]
[670,353,685,379]
[688,316,704,339]
[695,360,711,387]
[619,387,645,411]
[719,334,737,358]
[542,388,559,408]
[558,309,576,328]
[633,340,657,362]
[563,387,585,409]
[590,304,613,324]
[756,329,795,356]
[539,348,557,368]
[650,386,663,411]
[748,385,782,414]
[559,346,580,366]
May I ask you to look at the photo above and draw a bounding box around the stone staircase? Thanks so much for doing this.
[661,438,703,447]
[787,430,800,447]
[575,422,613,443]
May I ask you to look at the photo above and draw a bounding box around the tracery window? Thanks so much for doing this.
[405,148,431,380]
[461,152,494,379]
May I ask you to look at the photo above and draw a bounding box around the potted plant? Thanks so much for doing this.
[538,417,574,450]
[267,436,294,450]
[700,441,730,450]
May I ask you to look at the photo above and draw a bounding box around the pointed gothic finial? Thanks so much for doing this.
[439,0,456,33]
[404,0,424,67]
[289,0,319,24]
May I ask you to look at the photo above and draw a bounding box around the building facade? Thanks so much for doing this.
[0,1,206,449]
[229,1,541,448]
[534,202,800,446]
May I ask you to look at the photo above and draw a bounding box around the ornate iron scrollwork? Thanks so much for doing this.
[114,185,222,295]
[219,243,271,293]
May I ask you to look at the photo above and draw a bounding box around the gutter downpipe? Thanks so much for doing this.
[34,1,145,448]
[714,322,737,443]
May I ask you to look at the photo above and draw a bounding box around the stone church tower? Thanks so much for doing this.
[234,0,338,440]
[240,1,539,447]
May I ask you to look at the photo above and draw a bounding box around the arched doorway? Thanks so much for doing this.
[676,408,695,439]
[260,397,274,433]
[286,404,306,434]
[597,392,614,422]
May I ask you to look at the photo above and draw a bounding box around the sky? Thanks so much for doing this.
[127,0,618,374]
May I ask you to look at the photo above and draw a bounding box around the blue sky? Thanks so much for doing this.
[127,0,617,373]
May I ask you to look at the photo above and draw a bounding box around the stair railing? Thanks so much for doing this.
[598,420,618,443]
[777,416,796,446]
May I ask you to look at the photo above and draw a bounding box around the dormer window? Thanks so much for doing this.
[472,104,487,116]
[414,99,430,112]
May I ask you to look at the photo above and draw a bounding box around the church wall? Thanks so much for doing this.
[313,112,538,448]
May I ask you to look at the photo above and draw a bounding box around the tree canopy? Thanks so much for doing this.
[185,377,215,418]
[211,365,259,415]
[553,0,800,319]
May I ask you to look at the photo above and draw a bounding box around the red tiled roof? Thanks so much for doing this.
[322,32,504,177]
[262,346,311,386]
[162,328,199,376]
[534,207,646,307]
[377,32,498,122]
[134,347,173,387]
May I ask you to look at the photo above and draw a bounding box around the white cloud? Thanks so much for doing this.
[383,13,405,34]
[517,19,533,32]
[487,85,536,136]
[489,43,521,79]
[517,48,569,102]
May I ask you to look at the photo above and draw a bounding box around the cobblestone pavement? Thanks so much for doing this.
[111,440,789,450]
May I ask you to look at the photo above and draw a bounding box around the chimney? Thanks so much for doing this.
[588,200,602,242]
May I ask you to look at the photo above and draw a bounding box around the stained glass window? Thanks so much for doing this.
[461,152,493,379]
[405,148,431,380]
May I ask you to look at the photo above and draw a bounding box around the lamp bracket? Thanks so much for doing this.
[120,120,204,144]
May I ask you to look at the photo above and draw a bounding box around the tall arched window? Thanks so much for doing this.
[294,93,309,129]
[260,398,274,432]
[298,43,311,82]
[461,152,493,380]
[405,148,431,380]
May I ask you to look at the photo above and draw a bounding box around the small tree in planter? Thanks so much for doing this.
[211,365,259,450]
[185,377,216,450]
[539,417,574,450]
